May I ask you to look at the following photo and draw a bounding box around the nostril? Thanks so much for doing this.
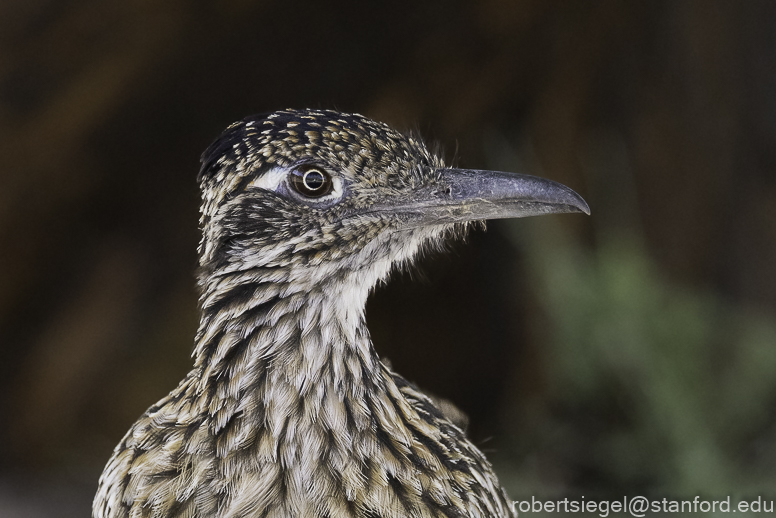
[444,186,452,196]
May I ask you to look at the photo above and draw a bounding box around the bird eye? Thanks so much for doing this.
[290,167,333,198]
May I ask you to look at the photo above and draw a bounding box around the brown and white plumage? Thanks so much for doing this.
[94,109,588,518]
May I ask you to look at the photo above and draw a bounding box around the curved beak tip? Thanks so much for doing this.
[568,193,591,216]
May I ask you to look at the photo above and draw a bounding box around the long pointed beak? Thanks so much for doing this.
[369,168,589,228]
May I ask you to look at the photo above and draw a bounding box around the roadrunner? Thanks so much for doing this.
[94,109,589,518]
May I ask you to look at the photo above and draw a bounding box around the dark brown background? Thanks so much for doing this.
[2,1,776,516]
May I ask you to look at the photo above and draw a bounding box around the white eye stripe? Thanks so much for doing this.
[248,167,287,192]
[248,166,345,203]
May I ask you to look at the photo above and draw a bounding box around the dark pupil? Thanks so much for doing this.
[303,171,325,190]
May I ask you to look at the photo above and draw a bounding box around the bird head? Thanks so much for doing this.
[197,109,588,299]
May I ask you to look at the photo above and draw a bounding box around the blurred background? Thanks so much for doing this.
[2,1,776,516]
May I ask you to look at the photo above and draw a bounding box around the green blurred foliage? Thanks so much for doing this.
[488,139,776,504]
